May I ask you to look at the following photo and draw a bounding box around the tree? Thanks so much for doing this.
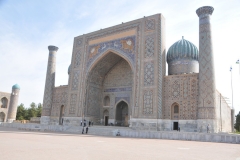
[36,103,42,117]
[16,103,26,120]
[27,102,37,119]
[16,102,42,120]
[235,111,240,132]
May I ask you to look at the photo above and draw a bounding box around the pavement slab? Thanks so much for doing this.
[0,127,239,160]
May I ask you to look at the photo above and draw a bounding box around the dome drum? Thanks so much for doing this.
[168,59,199,75]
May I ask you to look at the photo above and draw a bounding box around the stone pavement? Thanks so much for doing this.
[0,127,239,160]
[1,123,240,144]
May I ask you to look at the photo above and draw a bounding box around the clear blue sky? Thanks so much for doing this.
[0,0,240,114]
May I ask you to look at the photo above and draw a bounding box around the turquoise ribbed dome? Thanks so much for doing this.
[68,64,71,74]
[12,84,20,90]
[167,37,199,63]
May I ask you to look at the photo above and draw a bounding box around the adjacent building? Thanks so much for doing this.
[0,84,20,122]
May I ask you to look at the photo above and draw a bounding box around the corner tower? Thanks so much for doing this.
[40,45,58,125]
[196,6,217,132]
[7,84,20,122]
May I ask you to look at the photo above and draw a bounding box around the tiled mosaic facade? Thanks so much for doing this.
[71,71,80,90]
[143,90,153,114]
[164,74,198,120]
[51,86,68,117]
[144,62,154,86]
[145,35,154,58]
[41,8,232,132]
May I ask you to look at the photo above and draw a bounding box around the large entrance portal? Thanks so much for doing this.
[115,101,128,126]
[85,52,133,123]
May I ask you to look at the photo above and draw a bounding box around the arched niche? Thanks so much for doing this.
[103,96,110,106]
[171,103,179,120]
[0,97,8,108]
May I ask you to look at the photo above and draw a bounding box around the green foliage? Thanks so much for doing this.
[234,111,240,132]
[16,102,42,120]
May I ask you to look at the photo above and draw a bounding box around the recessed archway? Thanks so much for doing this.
[103,96,110,106]
[85,51,133,122]
[171,103,179,130]
[115,101,129,126]
[103,110,109,126]
[1,97,8,108]
[171,103,179,120]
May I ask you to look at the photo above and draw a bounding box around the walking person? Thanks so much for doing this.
[89,121,91,127]
[207,124,209,133]
[86,127,88,134]
[82,126,84,134]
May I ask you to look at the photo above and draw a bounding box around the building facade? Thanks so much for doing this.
[0,84,20,122]
[41,6,233,133]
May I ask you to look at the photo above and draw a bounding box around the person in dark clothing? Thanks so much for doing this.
[178,127,180,132]
[86,127,88,134]
[92,121,93,126]
[89,121,91,127]
[82,127,84,134]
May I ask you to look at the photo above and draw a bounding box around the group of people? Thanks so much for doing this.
[81,119,93,134]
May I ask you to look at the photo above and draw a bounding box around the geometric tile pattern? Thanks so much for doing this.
[87,36,136,70]
[172,80,180,98]
[115,97,130,105]
[183,80,188,98]
[191,79,197,98]
[74,38,83,47]
[51,86,68,117]
[158,18,164,119]
[87,86,101,117]
[74,51,81,68]
[69,94,77,114]
[197,12,216,119]
[145,19,155,31]
[145,36,154,58]
[103,60,133,88]
[163,74,198,120]
[42,52,56,116]
[71,71,80,90]
[143,90,153,115]
[144,62,154,86]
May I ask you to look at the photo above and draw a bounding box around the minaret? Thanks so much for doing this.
[7,84,20,122]
[40,45,58,125]
[196,6,217,132]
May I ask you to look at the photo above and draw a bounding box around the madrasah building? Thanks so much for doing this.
[40,6,234,133]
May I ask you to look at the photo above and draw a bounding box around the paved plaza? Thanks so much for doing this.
[0,127,239,160]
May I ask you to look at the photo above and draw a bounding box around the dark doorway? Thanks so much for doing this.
[59,105,64,125]
[115,101,128,126]
[104,116,109,126]
[173,122,178,130]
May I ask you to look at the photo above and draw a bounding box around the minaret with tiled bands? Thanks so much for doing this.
[196,6,217,132]
[7,84,20,122]
[40,45,58,124]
